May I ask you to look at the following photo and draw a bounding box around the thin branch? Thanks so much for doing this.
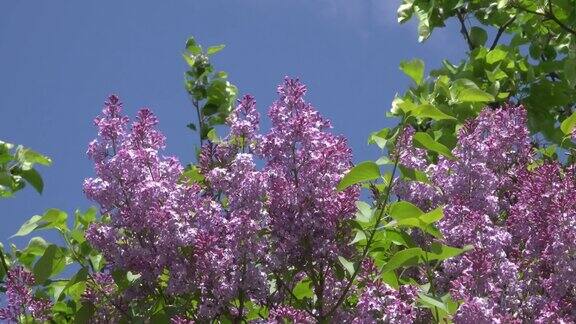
[456,9,474,50]
[0,249,9,278]
[512,1,576,35]
[326,118,407,318]
[490,16,517,50]
[546,0,576,35]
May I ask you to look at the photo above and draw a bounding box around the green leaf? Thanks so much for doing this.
[355,201,373,223]
[450,79,495,103]
[411,104,456,121]
[74,303,96,324]
[497,0,509,8]
[420,207,444,224]
[182,53,195,67]
[399,59,425,85]
[380,247,423,273]
[337,161,380,191]
[397,0,414,23]
[469,27,487,47]
[368,128,390,149]
[418,293,449,312]
[560,112,576,135]
[33,244,58,284]
[17,148,52,167]
[180,166,205,184]
[64,268,88,291]
[207,44,225,55]
[19,168,44,194]
[23,237,48,256]
[349,230,367,245]
[292,279,314,300]
[12,215,42,237]
[486,48,508,64]
[426,242,472,261]
[413,132,454,159]
[389,201,423,220]
[381,271,399,289]
[457,88,495,103]
[185,37,202,54]
[338,256,355,276]
[385,229,414,246]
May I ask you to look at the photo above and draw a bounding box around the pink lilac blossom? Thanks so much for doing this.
[203,95,270,315]
[352,261,418,324]
[430,106,530,321]
[81,272,124,323]
[0,266,51,322]
[84,95,230,320]
[267,305,315,324]
[259,77,359,269]
[507,163,576,321]
[396,106,552,323]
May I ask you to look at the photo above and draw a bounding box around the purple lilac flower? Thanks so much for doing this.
[0,266,51,322]
[391,105,536,321]
[507,163,576,320]
[353,261,418,324]
[81,272,124,323]
[84,95,228,319]
[259,77,359,269]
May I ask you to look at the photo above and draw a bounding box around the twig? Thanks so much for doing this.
[546,0,576,35]
[456,9,474,50]
[326,118,407,318]
[490,16,517,50]
[512,1,576,35]
[0,249,9,278]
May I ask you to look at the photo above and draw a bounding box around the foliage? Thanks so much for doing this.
[395,0,576,147]
[0,141,51,198]
[183,37,238,148]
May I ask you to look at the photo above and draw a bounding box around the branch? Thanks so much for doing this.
[0,249,9,278]
[326,119,407,318]
[490,16,517,50]
[512,1,576,35]
[456,9,474,50]
[546,0,576,35]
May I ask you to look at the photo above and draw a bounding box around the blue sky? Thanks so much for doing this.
[0,1,463,246]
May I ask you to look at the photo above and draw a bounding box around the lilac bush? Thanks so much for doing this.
[2,81,575,323]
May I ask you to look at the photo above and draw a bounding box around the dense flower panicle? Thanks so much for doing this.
[228,94,260,141]
[0,267,51,322]
[392,104,576,322]
[429,107,532,320]
[353,261,418,324]
[454,104,531,172]
[507,163,576,320]
[267,305,315,324]
[84,95,231,318]
[396,126,428,170]
[260,77,359,269]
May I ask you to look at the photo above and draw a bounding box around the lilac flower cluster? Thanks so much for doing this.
[84,79,360,321]
[259,78,359,271]
[507,163,576,320]
[352,261,418,324]
[395,105,576,322]
[81,272,124,323]
[83,95,228,319]
[0,266,51,322]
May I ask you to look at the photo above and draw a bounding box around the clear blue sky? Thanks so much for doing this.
[0,1,463,246]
